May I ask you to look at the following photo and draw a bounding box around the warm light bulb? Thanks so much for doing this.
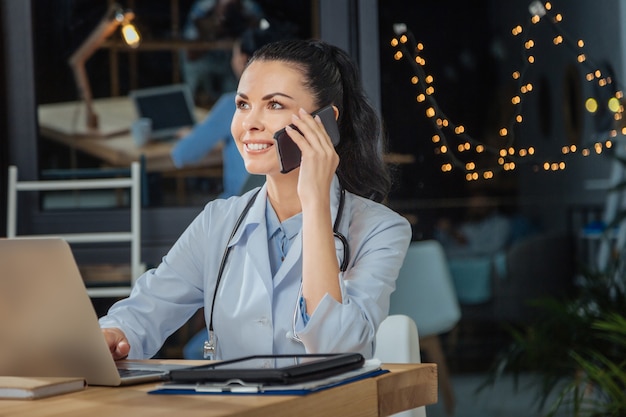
[122,23,140,48]
[608,97,620,113]
[585,98,598,113]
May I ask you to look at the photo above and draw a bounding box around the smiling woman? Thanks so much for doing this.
[98,38,412,363]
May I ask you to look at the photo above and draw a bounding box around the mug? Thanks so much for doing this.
[131,117,152,147]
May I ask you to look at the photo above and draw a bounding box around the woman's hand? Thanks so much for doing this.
[102,328,131,360]
[287,107,339,205]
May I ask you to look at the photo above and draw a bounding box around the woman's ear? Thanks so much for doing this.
[332,105,339,121]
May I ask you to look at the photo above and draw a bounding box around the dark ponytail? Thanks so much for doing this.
[249,39,391,203]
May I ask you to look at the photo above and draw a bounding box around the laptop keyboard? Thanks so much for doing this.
[117,368,164,378]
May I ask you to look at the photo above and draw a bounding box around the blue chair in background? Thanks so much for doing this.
[389,240,461,416]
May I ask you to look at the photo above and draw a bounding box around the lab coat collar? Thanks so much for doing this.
[227,176,343,246]
[225,176,344,289]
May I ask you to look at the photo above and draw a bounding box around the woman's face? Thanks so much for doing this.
[231,60,316,177]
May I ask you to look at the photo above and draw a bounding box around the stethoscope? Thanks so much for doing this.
[203,186,349,359]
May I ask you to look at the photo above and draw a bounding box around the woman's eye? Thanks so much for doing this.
[269,101,283,110]
[236,101,249,110]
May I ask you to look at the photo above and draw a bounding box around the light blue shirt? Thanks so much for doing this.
[99,176,412,360]
[266,202,301,277]
[170,92,248,198]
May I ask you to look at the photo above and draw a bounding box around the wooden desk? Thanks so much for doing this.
[0,363,437,417]
[38,97,219,174]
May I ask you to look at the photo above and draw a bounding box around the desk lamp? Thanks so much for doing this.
[68,3,140,131]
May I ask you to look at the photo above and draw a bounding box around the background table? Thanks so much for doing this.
[38,97,219,174]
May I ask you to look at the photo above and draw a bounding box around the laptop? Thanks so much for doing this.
[0,237,188,386]
[128,84,196,140]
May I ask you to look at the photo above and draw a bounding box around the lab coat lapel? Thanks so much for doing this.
[246,225,274,297]
[227,187,274,300]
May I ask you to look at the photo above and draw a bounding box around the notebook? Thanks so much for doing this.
[0,237,187,386]
[128,84,196,140]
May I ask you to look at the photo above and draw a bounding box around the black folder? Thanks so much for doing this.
[168,353,365,385]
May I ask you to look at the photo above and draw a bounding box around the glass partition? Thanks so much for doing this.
[33,0,313,209]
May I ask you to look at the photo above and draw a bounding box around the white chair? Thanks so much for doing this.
[6,162,144,298]
[389,240,462,416]
[375,314,427,417]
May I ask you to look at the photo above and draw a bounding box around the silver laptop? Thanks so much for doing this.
[0,237,187,386]
[129,84,196,140]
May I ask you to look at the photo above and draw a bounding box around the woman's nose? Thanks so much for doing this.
[241,110,263,131]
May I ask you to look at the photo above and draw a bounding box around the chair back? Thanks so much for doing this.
[390,240,461,338]
[375,314,426,417]
[6,162,144,298]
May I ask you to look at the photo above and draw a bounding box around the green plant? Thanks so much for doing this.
[482,263,626,416]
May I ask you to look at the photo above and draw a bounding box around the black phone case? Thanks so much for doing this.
[274,105,340,174]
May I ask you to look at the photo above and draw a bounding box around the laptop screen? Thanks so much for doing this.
[129,84,196,140]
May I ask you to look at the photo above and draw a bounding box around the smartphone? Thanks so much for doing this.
[274,105,340,174]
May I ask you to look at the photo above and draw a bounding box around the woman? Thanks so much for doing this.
[100,39,412,360]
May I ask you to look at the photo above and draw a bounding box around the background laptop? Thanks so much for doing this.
[0,238,187,386]
[129,84,196,140]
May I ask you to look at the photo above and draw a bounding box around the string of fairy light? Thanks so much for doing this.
[390,1,625,182]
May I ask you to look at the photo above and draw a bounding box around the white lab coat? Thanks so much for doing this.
[99,176,412,360]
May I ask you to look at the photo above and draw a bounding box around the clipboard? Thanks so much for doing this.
[167,353,365,385]
[150,358,385,396]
